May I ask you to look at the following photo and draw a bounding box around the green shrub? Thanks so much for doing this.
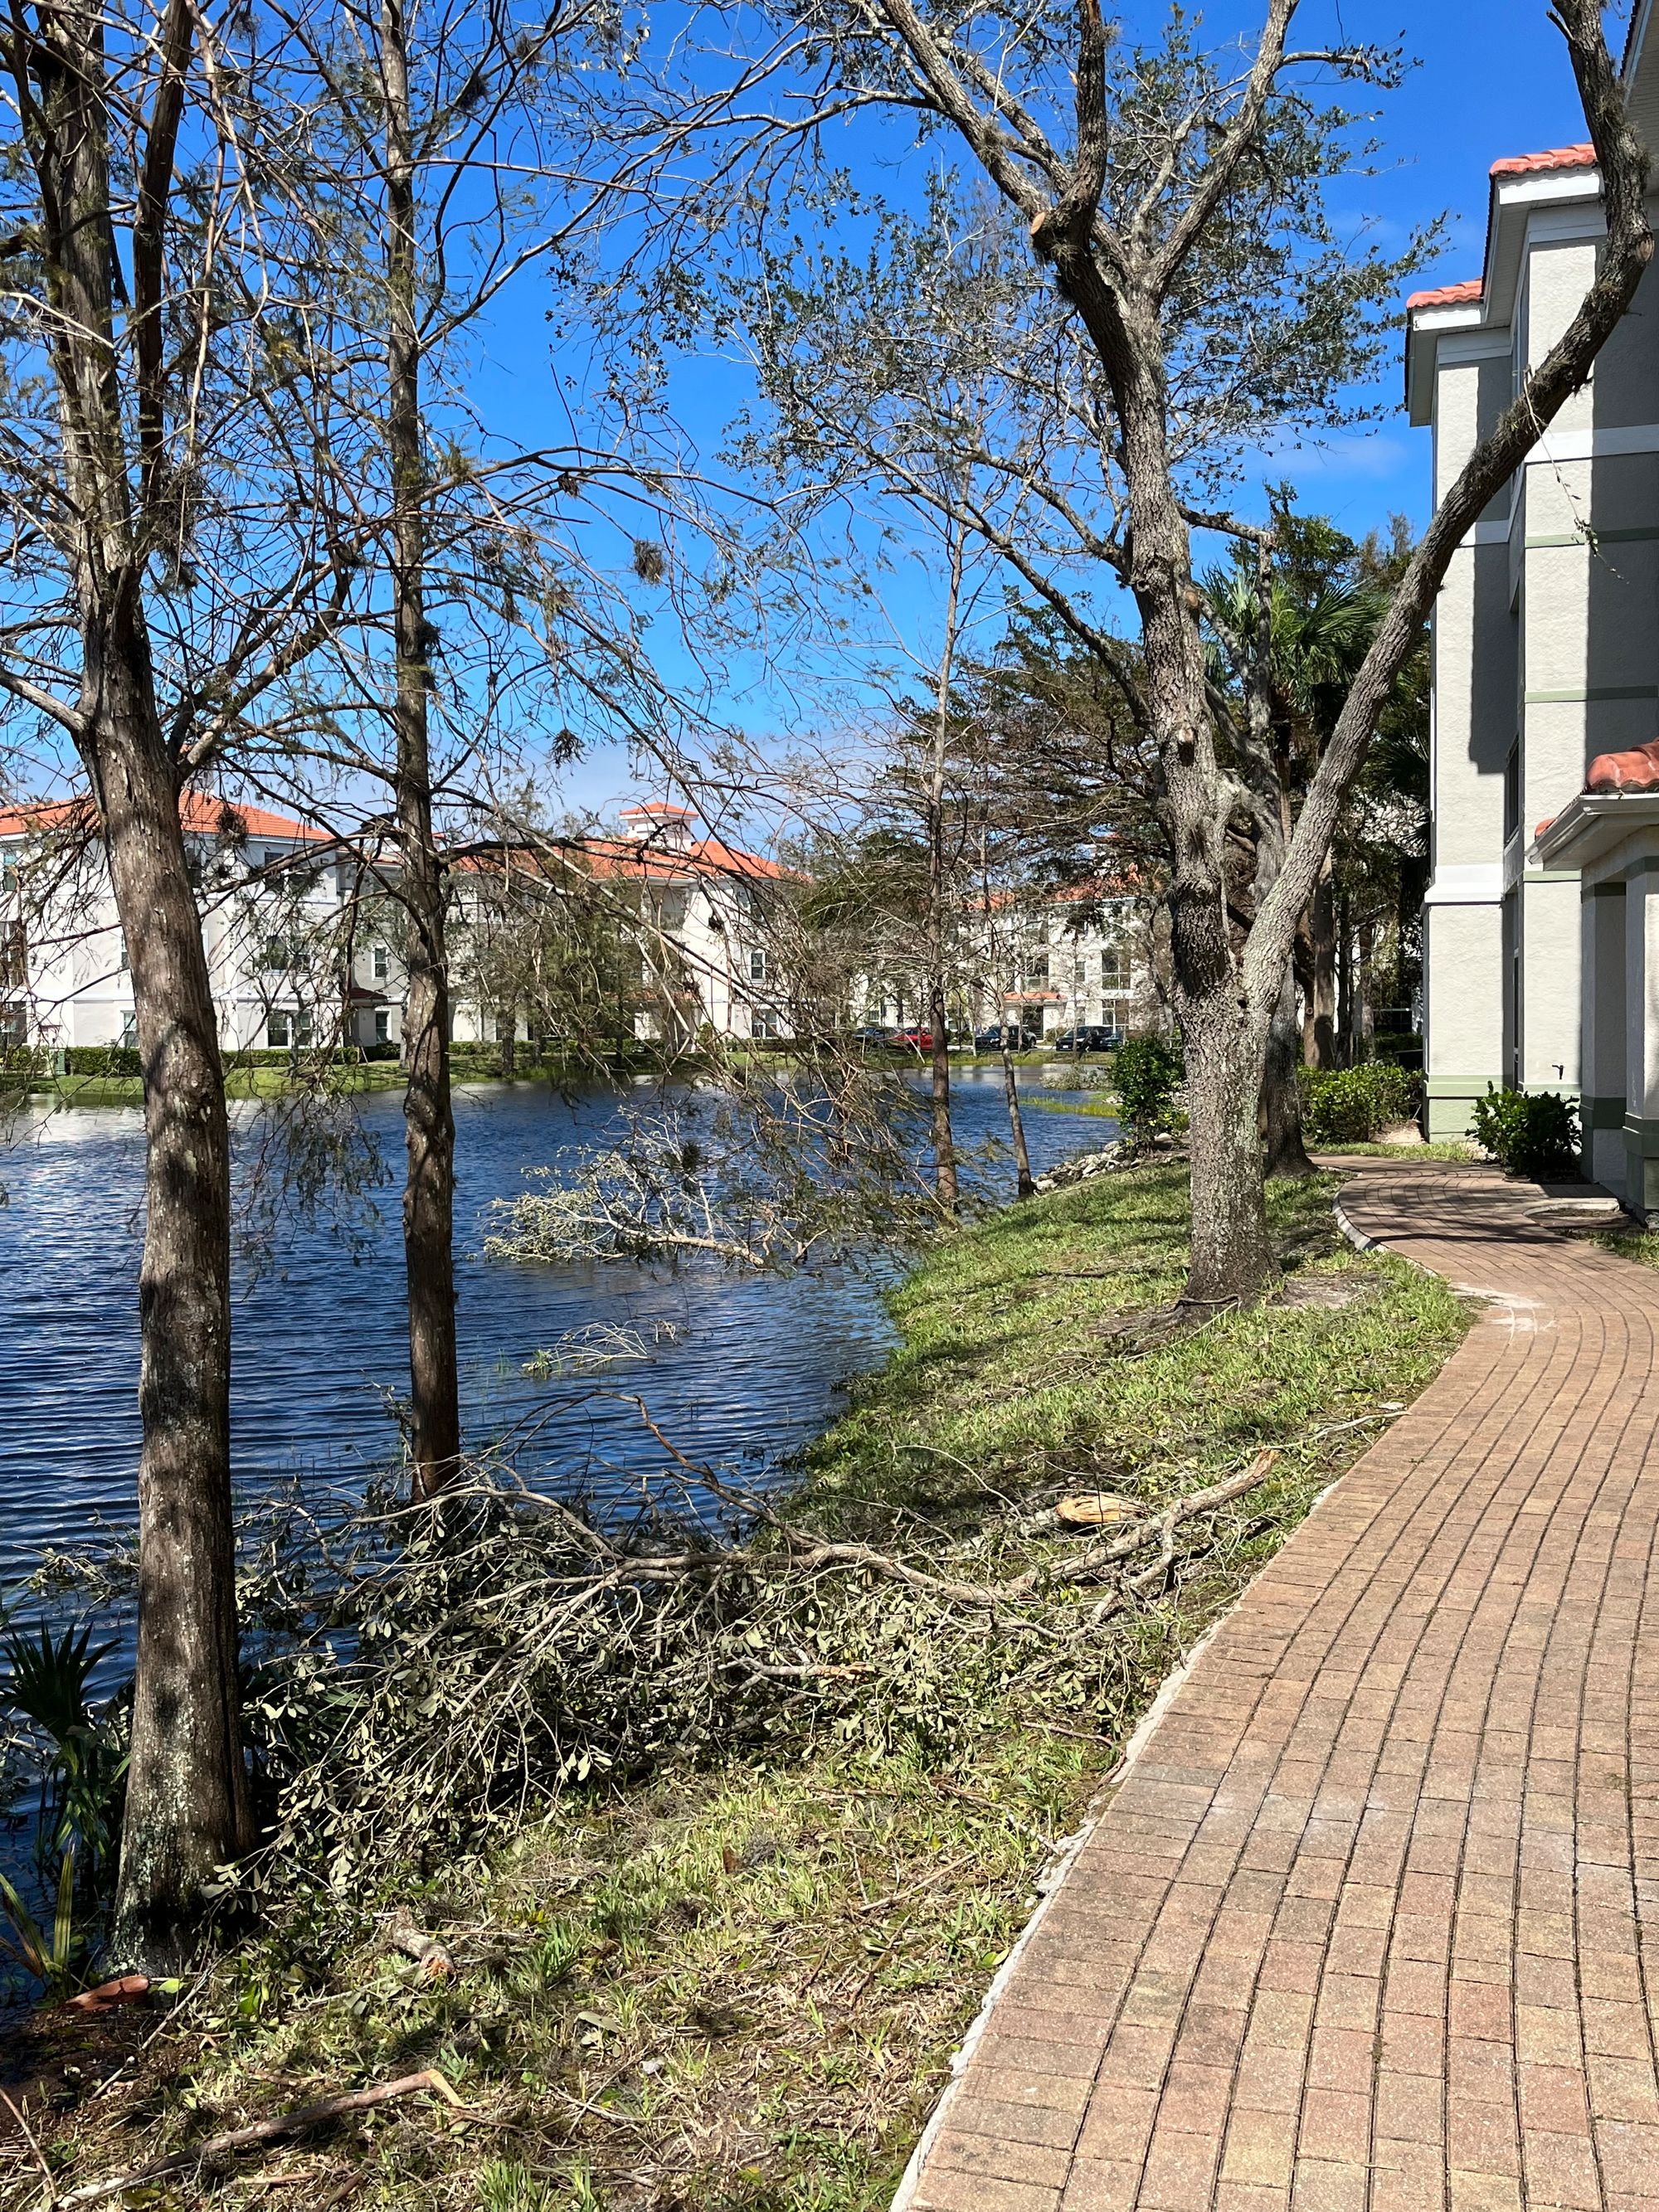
[1469,1086,1581,1180]
[1299,1062,1420,1147]
[0,1044,50,1084]
[1112,1033,1183,1143]
[63,1046,142,1077]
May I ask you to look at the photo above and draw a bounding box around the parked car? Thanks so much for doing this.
[1053,1023,1121,1054]
[849,1023,899,1049]
[893,1026,934,1053]
[974,1023,1039,1052]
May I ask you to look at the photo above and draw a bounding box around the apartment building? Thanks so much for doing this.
[1408,12,1659,1211]
[0,793,794,1057]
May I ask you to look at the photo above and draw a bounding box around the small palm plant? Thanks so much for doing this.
[0,1604,125,1994]
[0,1848,82,1996]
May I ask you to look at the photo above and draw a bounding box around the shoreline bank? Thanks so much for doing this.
[3,1162,1471,2210]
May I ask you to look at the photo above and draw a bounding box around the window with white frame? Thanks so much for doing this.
[266,1010,291,1048]
[1099,942,1132,996]
[749,946,769,981]
[372,943,388,980]
[374,1010,390,1045]
[121,1012,138,1048]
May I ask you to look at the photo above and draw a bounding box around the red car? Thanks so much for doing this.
[893,1027,934,1052]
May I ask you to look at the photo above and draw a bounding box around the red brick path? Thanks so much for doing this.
[898,1164,1659,2212]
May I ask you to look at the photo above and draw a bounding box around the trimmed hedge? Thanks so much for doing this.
[64,1046,143,1077]
[1299,1062,1421,1147]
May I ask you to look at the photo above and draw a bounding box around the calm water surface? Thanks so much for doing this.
[0,1072,1112,1589]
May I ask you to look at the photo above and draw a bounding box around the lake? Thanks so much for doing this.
[0,1071,1113,1592]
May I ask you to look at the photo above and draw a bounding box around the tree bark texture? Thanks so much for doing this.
[382,0,460,1499]
[22,0,251,1966]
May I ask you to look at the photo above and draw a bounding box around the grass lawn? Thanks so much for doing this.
[27,1165,1468,2212]
[36,1065,413,1106]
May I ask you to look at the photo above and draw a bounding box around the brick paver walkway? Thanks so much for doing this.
[898,1163,1659,2212]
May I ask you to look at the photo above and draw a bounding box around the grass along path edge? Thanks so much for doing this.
[17,1164,1470,2212]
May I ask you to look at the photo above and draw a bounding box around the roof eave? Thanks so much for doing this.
[1404,159,1603,428]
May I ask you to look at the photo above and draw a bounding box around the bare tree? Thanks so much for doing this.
[0,0,406,1962]
[744,0,1652,1300]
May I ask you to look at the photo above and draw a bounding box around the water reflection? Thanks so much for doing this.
[0,1072,1113,1587]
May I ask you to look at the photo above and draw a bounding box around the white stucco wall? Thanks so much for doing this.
[1423,901,1506,1137]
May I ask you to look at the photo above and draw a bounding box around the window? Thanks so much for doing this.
[372,942,388,981]
[658,888,688,931]
[117,933,128,973]
[266,1010,291,1048]
[1100,946,1132,996]
[260,936,290,973]
[749,947,770,981]
[121,1012,138,1048]
[374,1010,390,1045]
[1024,951,1049,988]
[1503,737,1521,843]
[753,1004,783,1040]
[294,1007,314,1048]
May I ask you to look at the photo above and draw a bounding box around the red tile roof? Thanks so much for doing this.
[1407,278,1484,313]
[580,833,786,884]
[1490,143,1596,177]
[1407,148,1599,327]
[0,791,326,843]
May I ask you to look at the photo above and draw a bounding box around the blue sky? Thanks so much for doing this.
[473,2,1624,822]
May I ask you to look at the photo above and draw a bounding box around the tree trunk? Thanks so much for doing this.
[30,0,249,1970]
[1357,920,1375,1061]
[1000,1038,1035,1198]
[500,1017,517,1078]
[1262,970,1314,1179]
[106,710,252,1968]
[382,0,460,1500]
[1177,945,1274,1302]
[929,980,956,1208]
[1335,887,1353,1066]
[1307,864,1337,1069]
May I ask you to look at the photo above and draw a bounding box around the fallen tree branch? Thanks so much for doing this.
[1028,1449,1280,1593]
[56,2069,467,2208]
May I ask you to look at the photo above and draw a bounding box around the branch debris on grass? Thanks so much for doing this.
[10,1164,1468,2212]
